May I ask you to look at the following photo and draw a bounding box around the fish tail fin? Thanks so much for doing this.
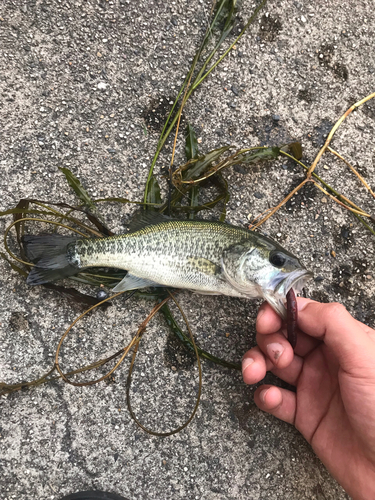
[22,234,79,285]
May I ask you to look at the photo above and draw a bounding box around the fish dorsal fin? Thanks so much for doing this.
[112,273,162,292]
[128,210,173,233]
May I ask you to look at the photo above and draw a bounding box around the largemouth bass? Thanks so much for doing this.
[23,213,312,318]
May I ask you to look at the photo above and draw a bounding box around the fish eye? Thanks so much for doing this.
[270,251,286,268]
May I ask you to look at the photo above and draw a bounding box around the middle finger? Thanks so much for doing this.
[242,346,304,387]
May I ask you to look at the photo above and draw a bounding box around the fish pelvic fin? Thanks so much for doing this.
[112,273,162,292]
[22,234,79,285]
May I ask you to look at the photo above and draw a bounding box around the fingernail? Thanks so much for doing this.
[242,357,254,375]
[260,388,269,404]
[266,343,284,363]
[257,307,266,320]
[256,308,266,330]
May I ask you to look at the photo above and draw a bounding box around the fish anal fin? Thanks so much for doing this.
[112,273,162,292]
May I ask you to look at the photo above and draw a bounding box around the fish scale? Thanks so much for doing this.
[72,220,251,293]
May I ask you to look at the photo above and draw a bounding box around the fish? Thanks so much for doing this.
[22,212,312,319]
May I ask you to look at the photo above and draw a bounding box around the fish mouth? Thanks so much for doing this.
[264,269,313,320]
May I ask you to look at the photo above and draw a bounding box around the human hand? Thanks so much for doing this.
[242,298,375,500]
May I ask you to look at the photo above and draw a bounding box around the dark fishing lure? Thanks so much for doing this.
[286,288,298,350]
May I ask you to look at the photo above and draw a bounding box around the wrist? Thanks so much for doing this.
[341,458,375,500]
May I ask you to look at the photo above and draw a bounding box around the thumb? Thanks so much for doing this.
[296,298,375,377]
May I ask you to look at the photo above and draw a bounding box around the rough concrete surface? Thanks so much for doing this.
[0,0,374,499]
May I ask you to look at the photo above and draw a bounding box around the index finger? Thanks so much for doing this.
[256,301,320,357]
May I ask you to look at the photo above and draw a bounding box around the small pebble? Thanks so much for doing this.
[321,197,327,203]
[97,82,107,90]
[97,290,108,300]
[231,85,239,96]
[301,15,307,23]
[341,227,350,239]
[254,192,264,199]
[331,250,336,258]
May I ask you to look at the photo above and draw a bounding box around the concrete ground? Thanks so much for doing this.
[0,0,374,499]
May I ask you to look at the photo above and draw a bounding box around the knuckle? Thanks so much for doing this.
[324,302,347,321]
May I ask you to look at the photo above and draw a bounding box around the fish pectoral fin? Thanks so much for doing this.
[112,273,162,292]
[187,257,222,277]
